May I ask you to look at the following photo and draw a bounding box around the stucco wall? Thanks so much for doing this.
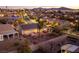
[0,35,4,41]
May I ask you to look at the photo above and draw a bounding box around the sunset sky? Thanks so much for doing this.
[0,0,79,9]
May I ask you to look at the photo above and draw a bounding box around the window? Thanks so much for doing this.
[0,35,3,41]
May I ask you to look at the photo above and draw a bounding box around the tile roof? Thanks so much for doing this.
[0,24,16,34]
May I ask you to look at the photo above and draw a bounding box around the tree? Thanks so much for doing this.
[49,21,62,35]
[13,39,32,53]
[13,41,20,47]
[18,45,32,53]
[36,18,45,37]
[17,40,32,53]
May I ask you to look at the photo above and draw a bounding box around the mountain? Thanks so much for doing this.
[0,6,73,10]
[51,7,72,10]
[58,7,72,10]
[33,7,73,10]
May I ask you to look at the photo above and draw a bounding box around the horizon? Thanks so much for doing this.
[0,0,79,9]
[0,6,79,9]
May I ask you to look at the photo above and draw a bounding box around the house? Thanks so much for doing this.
[20,23,38,35]
[61,44,79,53]
[0,24,19,41]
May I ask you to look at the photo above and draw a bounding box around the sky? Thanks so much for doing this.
[0,6,62,9]
[0,0,79,9]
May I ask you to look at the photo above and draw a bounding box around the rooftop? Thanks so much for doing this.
[61,44,79,52]
[21,23,38,30]
[0,24,17,34]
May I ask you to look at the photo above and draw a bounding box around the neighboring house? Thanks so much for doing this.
[47,19,70,33]
[20,23,38,35]
[57,20,70,30]
[61,44,79,53]
[0,24,19,41]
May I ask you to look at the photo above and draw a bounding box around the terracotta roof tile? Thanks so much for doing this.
[0,24,15,34]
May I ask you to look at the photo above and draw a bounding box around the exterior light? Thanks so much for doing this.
[75,20,78,22]
[70,22,75,26]
[40,18,43,21]
[0,14,4,17]
[24,13,27,16]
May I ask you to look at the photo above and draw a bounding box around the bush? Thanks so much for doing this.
[13,41,20,47]
[17,39,32,53]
